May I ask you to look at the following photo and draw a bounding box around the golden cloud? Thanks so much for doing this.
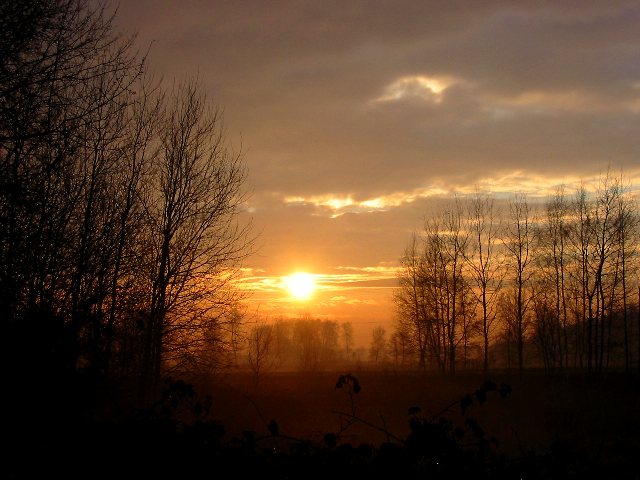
[283,169,640,217]
[374,74,458,104]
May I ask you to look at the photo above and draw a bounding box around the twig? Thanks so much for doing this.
[331,410,405,444]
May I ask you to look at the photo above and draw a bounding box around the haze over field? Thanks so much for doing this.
[116,1,640,343]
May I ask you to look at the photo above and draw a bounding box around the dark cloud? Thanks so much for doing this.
[114,0,640,326]
[117,0,640,191]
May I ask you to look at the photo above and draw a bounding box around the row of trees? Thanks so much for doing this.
[1,1,251,403]
[245,316,358,381]
[393,176,639,375]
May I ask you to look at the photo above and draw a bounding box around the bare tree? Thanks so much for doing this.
[395,199,470,374]
[104,75,163,376]
[396,175,639,374]
[569,185,593,369]
[502,193,535,374]
[387,328,414,368]
[532,289,559,373]
[571,174,624,372]
[292,314,322,371]
[457,275,479,369]
[0,1,174,445]
[543,187,571,369]
[320,320,340,364]
[496,291,518,370]
[394,233,430,370]
[0,0,143,352]
[341,321,354,361]
[614,188,638,372]
[465,191,503,373]
[271,317,294,369]
[226,307,245,368]
[247,322,276,387]
[593,177,619,370]
[431,198,469,374]
[139,78,252,397]
[369,326,387,365]
[0,0,257,429]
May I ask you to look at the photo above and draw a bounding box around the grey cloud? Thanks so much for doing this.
[115,0,640,278]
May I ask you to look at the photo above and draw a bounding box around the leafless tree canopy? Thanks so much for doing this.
[394,177,639,375]
[1,0,253,404]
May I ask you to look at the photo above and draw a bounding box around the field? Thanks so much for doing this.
[8,367,640,478]
[201,368,640,468]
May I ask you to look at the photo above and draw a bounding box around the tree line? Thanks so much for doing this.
[1,0,252,405]
[391,177,639,375]
[245,315,358,381]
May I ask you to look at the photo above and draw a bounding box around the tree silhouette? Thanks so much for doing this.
[1,1,253,416]
[138,78,251,398]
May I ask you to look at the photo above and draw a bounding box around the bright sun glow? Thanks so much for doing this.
[284,272,316,300]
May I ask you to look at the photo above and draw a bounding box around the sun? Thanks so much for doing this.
[284,272,316,300]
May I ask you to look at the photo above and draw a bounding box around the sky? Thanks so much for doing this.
[114,0,640,346]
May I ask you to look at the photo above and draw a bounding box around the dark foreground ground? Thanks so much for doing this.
[6,369,640,479]
[201,369,640,476]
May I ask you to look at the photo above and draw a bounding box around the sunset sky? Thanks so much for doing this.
[115,1,640,345]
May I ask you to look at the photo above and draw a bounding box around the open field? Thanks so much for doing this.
[7,368,639,478]
[202,369,640,462]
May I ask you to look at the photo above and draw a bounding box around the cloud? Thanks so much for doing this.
[374,75,458,104]
[282,168,640,217]
[330,296,348,302]
[283,188,448,217]
[479,88,640,119]
[115,0,640,330]
[120,0,640,202]
[344,298,379,306]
